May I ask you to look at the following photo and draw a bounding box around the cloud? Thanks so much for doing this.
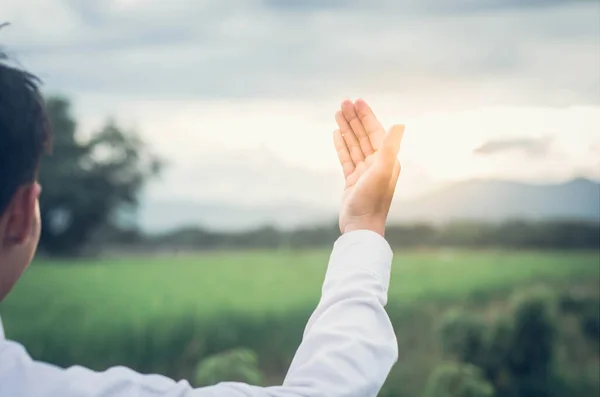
[146,145,344,208]
[0,0,597,106]
[264,0,590,14]
[474,136,554,156]
[263,0,594,13]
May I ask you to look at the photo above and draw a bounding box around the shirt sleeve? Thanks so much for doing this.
[0,230,398,397]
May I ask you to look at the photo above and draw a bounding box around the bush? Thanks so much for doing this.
[425,363,494,397]
[481,317,514,394]
[508,287,558,377]
[431,287,565,397]
[558,290,599,344]
[558,290,590,313]
[440,310,486,364]
[580,301,600,343]
[194,348,263,386]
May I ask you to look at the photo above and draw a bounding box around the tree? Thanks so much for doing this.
[38,97,161,256]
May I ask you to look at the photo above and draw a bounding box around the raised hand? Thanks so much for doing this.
[334,99,404,237]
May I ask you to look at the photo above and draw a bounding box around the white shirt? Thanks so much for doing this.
[0,230,398,397]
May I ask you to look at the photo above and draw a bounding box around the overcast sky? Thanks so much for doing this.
[2,0,599,206]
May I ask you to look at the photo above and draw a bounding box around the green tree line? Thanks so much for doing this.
[99,220,599,253]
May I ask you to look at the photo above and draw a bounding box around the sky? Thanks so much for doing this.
[2,0,599,208]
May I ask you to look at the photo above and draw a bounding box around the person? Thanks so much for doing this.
[0,50,405,396]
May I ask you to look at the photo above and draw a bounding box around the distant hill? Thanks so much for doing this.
[392,178,600,224]
[138,178,599,232]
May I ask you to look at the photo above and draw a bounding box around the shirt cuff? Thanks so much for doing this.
[327,230,393,292]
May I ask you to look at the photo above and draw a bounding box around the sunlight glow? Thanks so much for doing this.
[74,94,600,204]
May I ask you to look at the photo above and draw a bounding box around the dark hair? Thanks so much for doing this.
[0,42,51,215]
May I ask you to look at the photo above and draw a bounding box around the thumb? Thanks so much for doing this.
[382,124,405,157]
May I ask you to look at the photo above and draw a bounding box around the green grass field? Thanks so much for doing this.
[1,249,598,395]
[5,249,599,316]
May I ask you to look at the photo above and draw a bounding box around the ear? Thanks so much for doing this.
[3,183,41,246]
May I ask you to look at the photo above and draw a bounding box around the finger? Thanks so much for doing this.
[382,124,405,159]
[355,98,385,151]
[385,160,401,204]
[341,99,374,156]
[335,110,365,164]
[390,160,401,190]
[333,129,355,177]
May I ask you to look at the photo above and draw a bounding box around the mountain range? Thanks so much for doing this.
[138,178,599,233]
[391,178,599,224]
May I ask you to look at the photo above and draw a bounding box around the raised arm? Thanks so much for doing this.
[0,99,405,397]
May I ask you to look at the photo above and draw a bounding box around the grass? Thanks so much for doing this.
[4,249,598,318]
[1,249,598,394]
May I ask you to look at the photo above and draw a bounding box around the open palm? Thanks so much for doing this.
[334,99,404,236]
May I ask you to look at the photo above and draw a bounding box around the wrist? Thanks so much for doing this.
[343,220,386,237]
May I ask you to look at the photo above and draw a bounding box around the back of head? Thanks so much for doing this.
[0,48,49,215]
[0,37,50,301]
